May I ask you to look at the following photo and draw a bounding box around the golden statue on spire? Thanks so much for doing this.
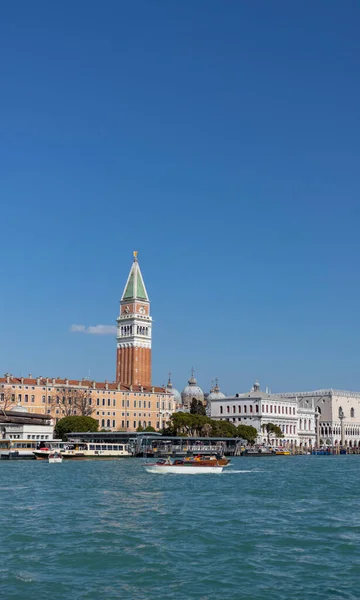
[133,250,138,260]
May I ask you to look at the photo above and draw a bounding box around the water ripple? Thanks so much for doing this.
[0,456,359,599]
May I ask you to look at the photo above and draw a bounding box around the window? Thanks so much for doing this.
[18,394,21,402]
[101,419,105,427]
[107,419,110,427]
[244,405,247,413]
[274,406,276,414]
[255,405,259,413]
[266,405,268,413]
[233,406,236,413]
[148,401,151,408]
[108,399,111,407]
[88,398,92,405]
[139,401,142,408]
[25,394,28,403]
[97,399,100,406]
[282,406,284,414]
[220,406,223,414]
[134,401,137,408]
[113,399,116,407]
[42,395,45,403]
[102,399,105,406]
[285,407,288,414]
[31,395,35,402]
[293,407,295,415]
[270,405,273,413]
[351,408,355,418]
[112,420,115,427]
[238,405,241,413]
[250,405,253,413]
[227,406,230,413]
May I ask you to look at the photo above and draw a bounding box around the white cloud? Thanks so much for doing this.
[70,325,86,333]
[70,324,117,335]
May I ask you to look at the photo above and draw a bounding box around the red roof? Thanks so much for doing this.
[0,376,166,394]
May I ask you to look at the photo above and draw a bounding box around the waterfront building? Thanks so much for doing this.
[181,369,205,410]
[210,380,316,448]
[0,253,176,432]
[0,405,54,442]
[276,389,360,448]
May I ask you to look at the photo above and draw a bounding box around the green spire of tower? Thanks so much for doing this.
[121,251,149,301]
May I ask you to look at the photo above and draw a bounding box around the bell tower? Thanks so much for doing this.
[116,251,152,388]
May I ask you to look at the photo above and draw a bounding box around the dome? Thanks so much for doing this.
[207,378,226,401]
[181,368,204,408]
[252,380,260,392]
[11,403,28,413]
[166,373,182,404]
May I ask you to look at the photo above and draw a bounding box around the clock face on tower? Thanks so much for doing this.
[138,306,145,314]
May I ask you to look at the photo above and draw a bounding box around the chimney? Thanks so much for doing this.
[37,377,41,385]
[28,374,32,379]
[65,379,69,386]
[92,381,96,389]
[21,378,24,384]
[151,386,155,393]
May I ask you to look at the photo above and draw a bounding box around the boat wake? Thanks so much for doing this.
[224,469,263,474]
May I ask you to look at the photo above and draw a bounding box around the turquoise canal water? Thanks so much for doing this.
[1,456,360,600]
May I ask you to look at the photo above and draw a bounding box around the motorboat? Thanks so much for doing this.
[144,458,223,474]
[184,453,231,467]
[241,447,276,457]
[274,448,291,456]
[48,452,63,464]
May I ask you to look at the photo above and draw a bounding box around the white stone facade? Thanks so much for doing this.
[276,389,360,447]
[210,383,316,447]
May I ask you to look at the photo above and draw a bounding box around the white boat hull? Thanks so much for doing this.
[48,457,63,464]
[144,464,223,474]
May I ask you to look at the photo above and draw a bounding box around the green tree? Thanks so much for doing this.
[144,426,156,432]
[262,422,283,443]
[190,399,206,416]
[54,415,98,440]
[136,425,144,432]
[237,424,258,444]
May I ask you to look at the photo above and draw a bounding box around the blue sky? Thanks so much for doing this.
[1,1,360,394]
